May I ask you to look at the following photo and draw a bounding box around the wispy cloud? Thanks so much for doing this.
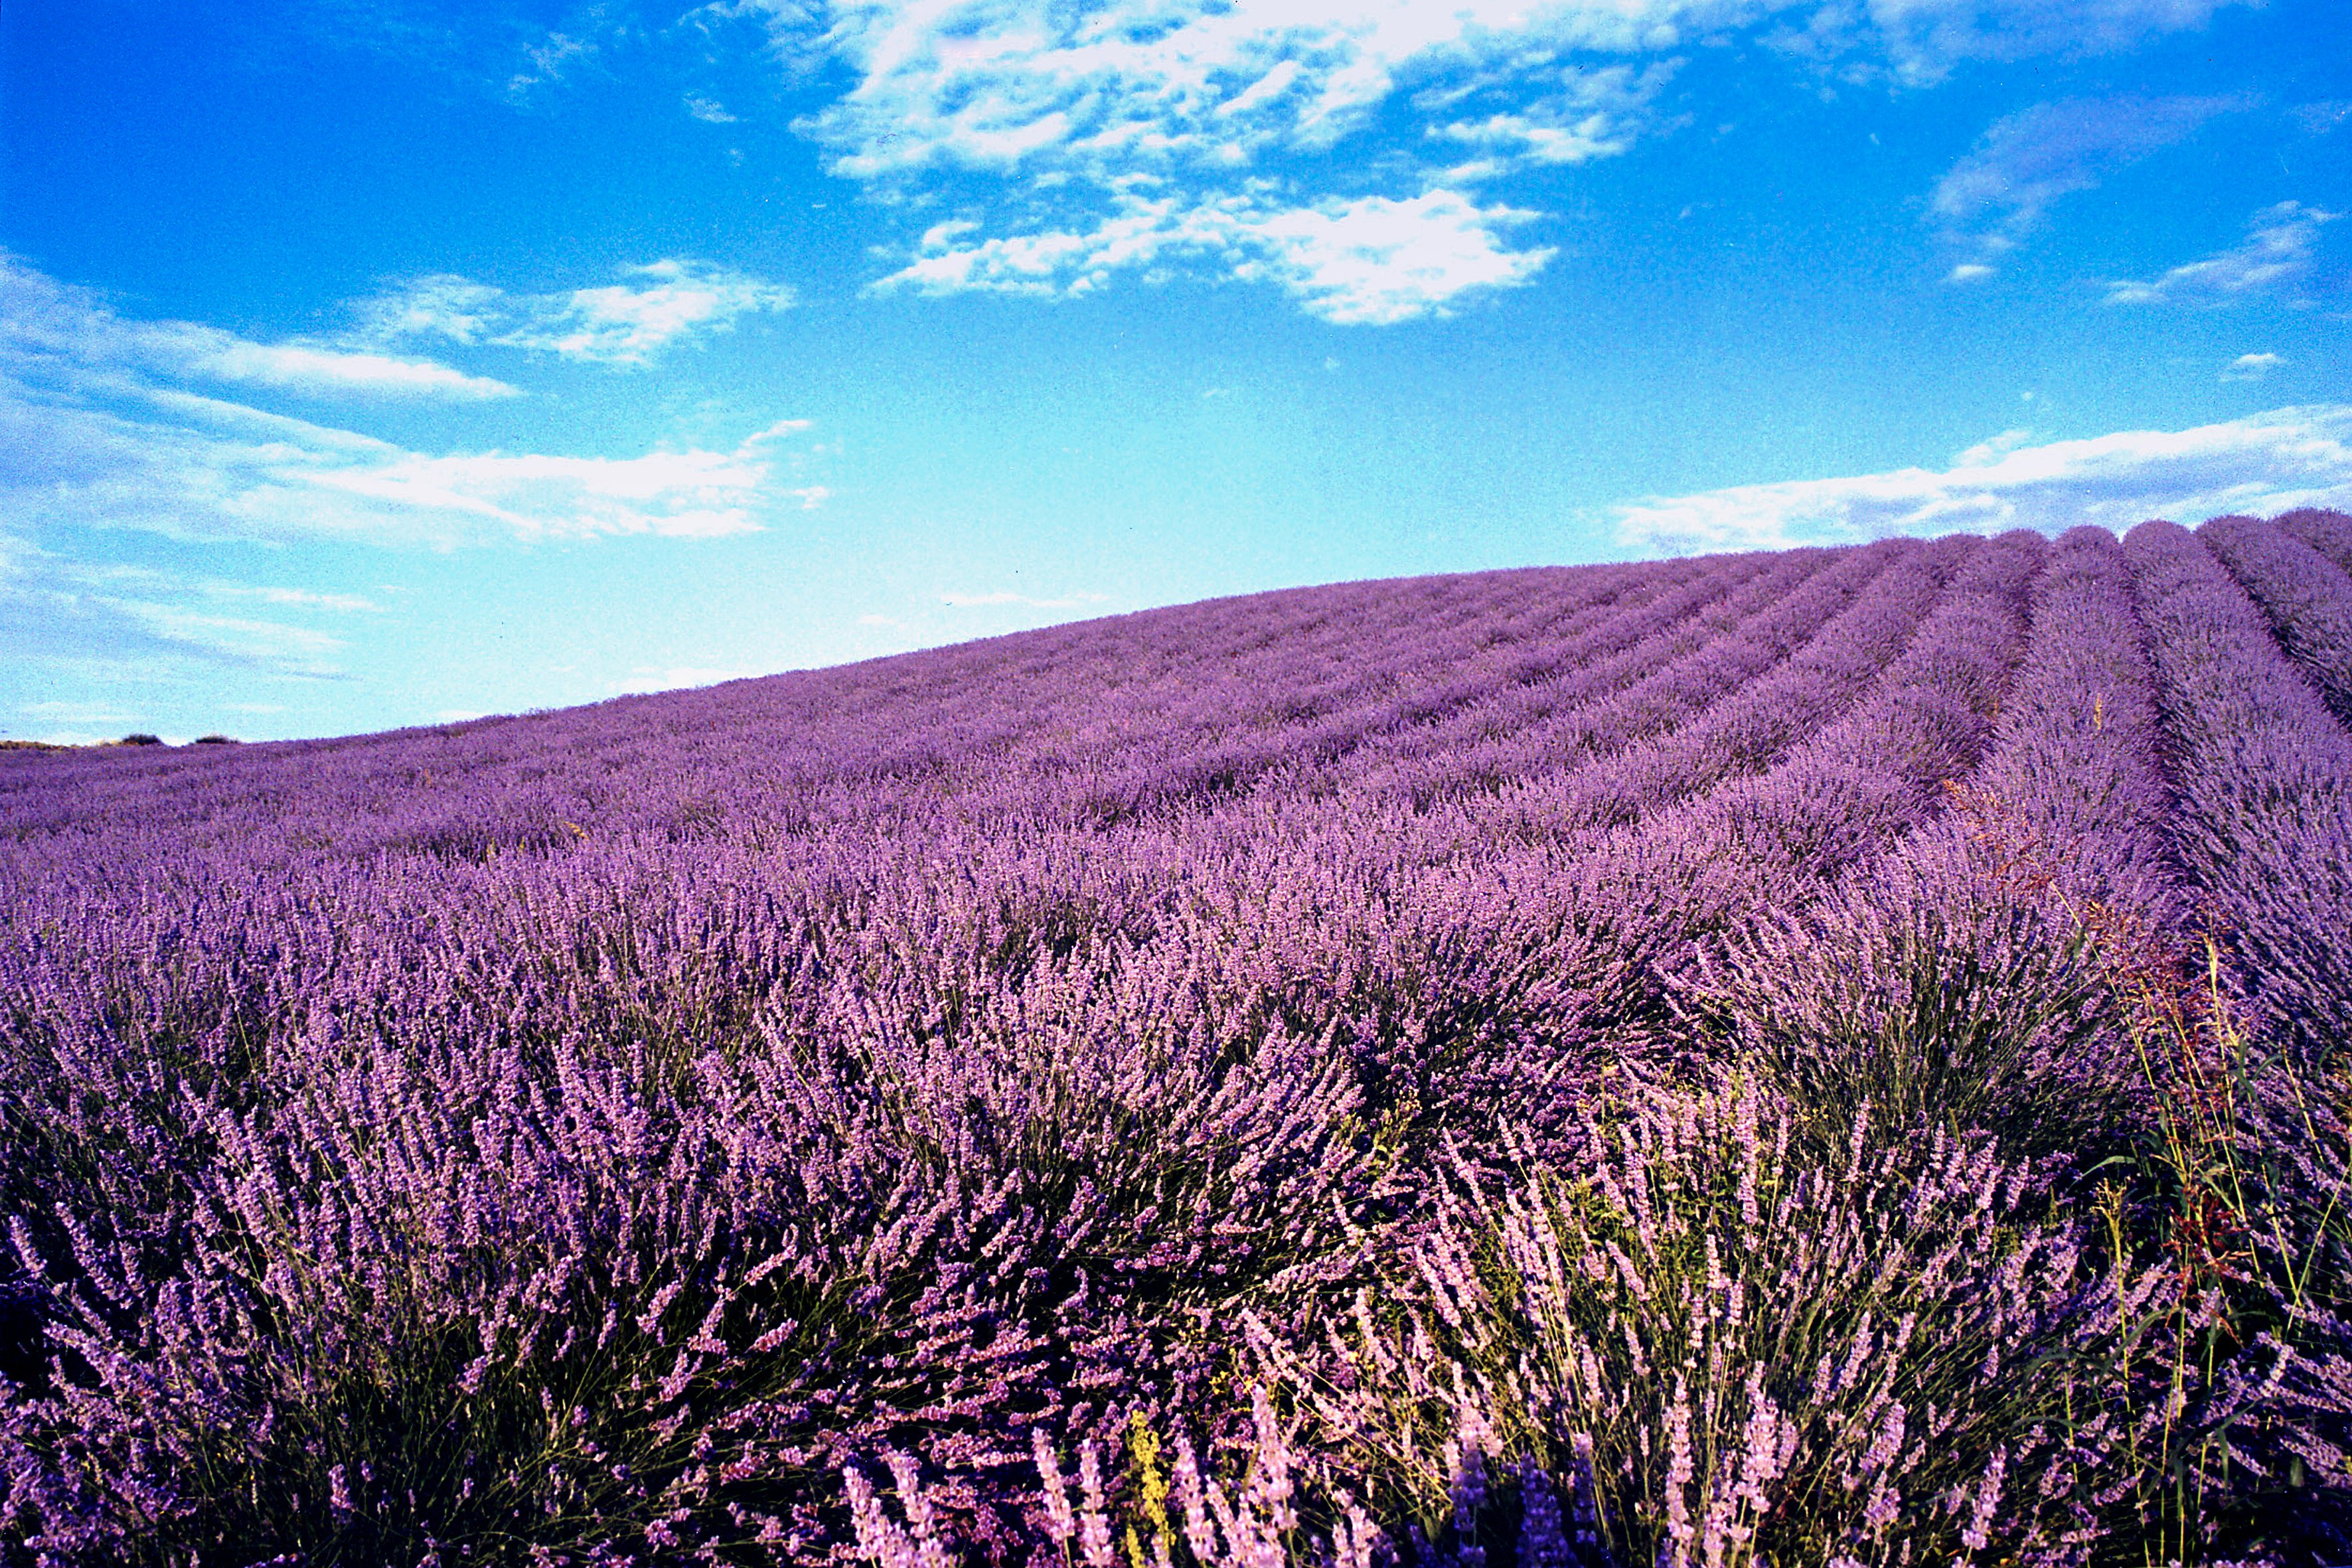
[1,390,805,546]
[358,260,795,366]
[0,255,516,400]
[2105,202,2339,305]
[794,1,2245,188]
[880,188,1552,324]
[2292,99,2352,136]
[1930,94,2252,268]
[354,274,507,345]
[166,336,519,398]
[507,29,599,102]
[608,664,767,694]
[685,94,739,123]
[1613,405,2352,552]
[736,0,2250,317]
[292,441,793,541]
[530,262,793,363]
[0,258,823,548]
[0,548,360,682]
[50,560,386,615]
[789,0,1644,317]
[1860,0,2254,84]
[102,601,351,678]
[19,699,139,726]
[797,1,1592,184]
[1425,64,1678,183]
[2223,352,2283,382]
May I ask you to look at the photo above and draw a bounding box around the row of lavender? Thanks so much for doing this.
[1,515,2349,1565]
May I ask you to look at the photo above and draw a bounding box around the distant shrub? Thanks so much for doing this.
[192,734,236,745]
[115,732,162,746]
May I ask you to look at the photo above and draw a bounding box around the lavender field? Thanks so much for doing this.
[4,512,2351,1567]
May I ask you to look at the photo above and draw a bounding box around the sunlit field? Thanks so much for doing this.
[3,512,2349,1566]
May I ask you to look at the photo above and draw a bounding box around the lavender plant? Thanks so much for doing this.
[2199,514,2352,724]
[2277,508,2352,580]
[1273,1081,2157,1568]
[3,522,2348,1565]
[2125,519,2352,1056]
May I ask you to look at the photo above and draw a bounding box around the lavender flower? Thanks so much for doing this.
[1,521,2343,1565]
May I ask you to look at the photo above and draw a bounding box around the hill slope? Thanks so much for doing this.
[3,513,2351,1565]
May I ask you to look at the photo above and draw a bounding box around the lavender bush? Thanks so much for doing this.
[1273,1081,2157,1567]
[1681,526,2163,1164]
[2277,508,2352,581]
[2124,519,2352,1056]
[3,520,2349,1566]
[2199,515,2352,724]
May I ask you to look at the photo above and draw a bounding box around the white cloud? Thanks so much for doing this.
[685,94,740,122]
[784,0,1713,273]
[1613,404,2352,553]
[1949,426,2035,465]
[0,391,781,545]
[509,30,597,102]
[354,274,507,345]
[2223,352,2284,382]
[795,0,2240,185]
[1930,94,2250,258]
[20,700,137,724]
[1246,193,1555,323]
[0,548,361,681]
[2105,202,2339,305]
[357,260,795,366]
[101,601,349,678]
[880,187,1552,323]
[170,332,516,398]
[1946,262,1994,283]
[745,0,2247,317]
[54,560,385,614]
[1425,63,1676,181]
[2292,100,2352,136]
[1861,0,2253,84]
[741,416,815,441]
[0,258,823,550]
[918,218,980,252]
[1429,111,1631,175]
[293,443,787,540]
[221,584,382,612]
[0,256,516,400]
[528,261,795,364]
[609,665,767,694]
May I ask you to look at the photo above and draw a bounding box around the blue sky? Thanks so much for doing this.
[3,0,2348,742]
